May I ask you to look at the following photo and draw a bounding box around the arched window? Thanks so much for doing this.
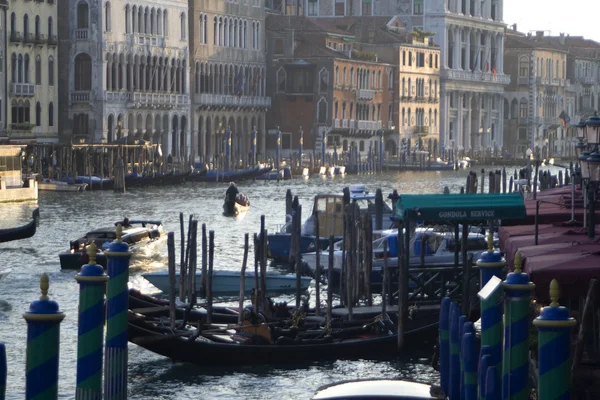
[49,102,54,127]
[17,54,23,83]
[163,10,168,37]
[10,13,15,35]
[199,14,204,43]
[256,22,260,50]
[519,57,529,77]
[105,2,111,32]
[317,99,327,123]
[74,53,92,90]
[319,68,328,92]
[23,14,29,37]
[48,17,53,38]
[48,56,54,86]
[203,14,207,44]
[35,55,41,85]
[35,16,40,39]
[214,17,218,45]
[277,67,286,92]
[77,2,89,29]
[24,54,29,83]
[11,54,16,83]
[180,12,186,40]
[36,102,41,127]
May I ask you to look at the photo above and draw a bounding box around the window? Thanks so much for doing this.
[35,16,40,39]
[23,14,29,37]
[287,68,314,93]
[11,100,31,124]
[274,38,284,55]
[10,13,15,35]
[307,0,318,16]
[48,56,54,85]
[414,0,423,14]
[435,54,438,69]
[519,57,529,77]
[408,52,412,66]
[105,2,111,32]
[319,68,328,92]
[317,99,327,123]
[180,13,186,39]
[35,55,41,85]
[24,54,29,83]
[36,102,41,127]
[49,102,54,127]
[74,53,92,90]
[402,51,406,66]
[335,0,345,16]
[48,17,53,38]
[77,2,89,29]
[519,100,527,118]
[362,0,372,16]
[417,52,425,67]
[277,67,286,92]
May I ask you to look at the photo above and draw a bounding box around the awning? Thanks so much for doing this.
[395,192,526,222]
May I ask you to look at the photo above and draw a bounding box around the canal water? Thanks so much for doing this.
[0,165,559,399]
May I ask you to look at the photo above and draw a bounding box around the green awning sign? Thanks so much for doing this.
[395,192,526,222]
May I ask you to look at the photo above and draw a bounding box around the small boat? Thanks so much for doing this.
[312,379,445,400]
[0,208,39,243]
[58,219,165,270]
[223,192,250,217]
[38,178,87,192]
[142,269,312,296]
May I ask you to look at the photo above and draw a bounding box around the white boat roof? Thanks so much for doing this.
[312,380,443,400]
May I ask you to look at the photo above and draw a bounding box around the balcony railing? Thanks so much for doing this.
[35,34,47,45]
[333,119,340,128]
[71,91,91,103]
[581,76,597,85]
[11,83,35,96]
[342,119,348,128]
[9,31,23,43]
[196,93,271,108]
[128,34,165,47]
[23,33,35,44]
[536,77,549,85]
[131,92,190,107]
[356,89,375,100]
[414,125,430,135]
[441,69,511,84]
[74,29,89,40]
[48,35,58,46]
[517,76,529,85]
[356,120,382,131]
[550,78,561,86]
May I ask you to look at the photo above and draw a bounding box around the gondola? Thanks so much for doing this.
[223,192,250,217]
[0,208,39,243]
[192,166,272,183]
[128,307,439,366]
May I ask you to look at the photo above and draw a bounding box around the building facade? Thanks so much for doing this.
[0,0,7,140]
[8,0,58,143]
[266,16,395,158]
[503,30,571,159]
[189,0,270,165]
[58,0,191,158]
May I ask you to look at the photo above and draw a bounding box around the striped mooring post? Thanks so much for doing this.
[501,252,535,400]
[0,343,6,400]
[75,243,109,400]
[439,297,451,395]
[448,302,461,400]
[23,273,66,400]
[476,232,505,400]
[103,224,132,400]
[478,347,492,400]
[462,322,478,400]
[533,280,577,400]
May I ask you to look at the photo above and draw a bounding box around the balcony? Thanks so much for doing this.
[581,76,597,85]
[414,125,430,135]
[35,34,47,45]
[550,78,561,86]
[333,119,340,128]
[23,33,35,44]
[128,34,165,47]
[74,29,89,40]
[536,77,549,85]
[130,92,190,107]
[356,120,382,131]
[441,69,511,84]
[9,31,23,43]
[196,93,271,108]
[11,83,35,97]
[48,35,58,46]
[535,116,558,126]
[71,91,91,103]
[356,89,375,100]
[517,76,529,85]
[342,119,348,128]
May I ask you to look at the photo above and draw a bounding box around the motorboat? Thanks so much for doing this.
[38,178,87,192]
[312,379,445,400]
[142,269,312,296]
[267,185,394,262]
[223,192,250,217]
[58,219,166,270]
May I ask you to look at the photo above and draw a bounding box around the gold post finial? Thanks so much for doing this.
[115,224,123,242]
[487,230,494,252]
[87,242,97,264]
[40,272,49,301]
[514,251,522,273]
[549,279,560,307]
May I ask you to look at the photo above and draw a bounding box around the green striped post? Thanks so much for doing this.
[462,328,478,400]
[458,314,467,400]
[103,225,132,400]
[75,243,109,400]
[533,280,576,400]
[449,302,460,400]
[439,297,451,395]
[501,252,535,400]
[23,273,66,400]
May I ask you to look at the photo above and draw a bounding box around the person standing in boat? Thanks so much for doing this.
[226,182,239,203]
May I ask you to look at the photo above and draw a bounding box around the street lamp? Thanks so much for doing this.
[584,112,600,238]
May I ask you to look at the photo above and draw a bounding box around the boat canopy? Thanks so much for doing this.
[394,192,526,222]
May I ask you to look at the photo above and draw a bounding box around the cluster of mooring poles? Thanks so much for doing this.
[439,244,576,400]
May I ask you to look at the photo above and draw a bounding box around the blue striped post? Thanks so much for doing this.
[533,279,577,400]
[0,343,6,400]
[75,243,109,400]
[478,349,492,400]
[485,366,500,400]
[476,232,505,289]
[449,302,461,400]
[463,331,479,400]
[103,225,132,400]
[23,273,65,400]
[502,252,535,400]
[458,314,467,400]
[439,297,451,395]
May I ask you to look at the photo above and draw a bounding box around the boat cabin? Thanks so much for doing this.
[312,379,445,400]
[71,222,163,250]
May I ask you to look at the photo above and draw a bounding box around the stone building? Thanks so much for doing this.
[265,16,397,157]
[58,0,191,158]
[7,0,58,143]
[0,0,7,141]
[189,0,269,165]
[503,29,571,159]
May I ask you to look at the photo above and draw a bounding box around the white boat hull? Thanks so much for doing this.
[143,270,312,295]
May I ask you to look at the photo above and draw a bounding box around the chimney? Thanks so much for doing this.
[536,31,544,40]
[559,33,565,45]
